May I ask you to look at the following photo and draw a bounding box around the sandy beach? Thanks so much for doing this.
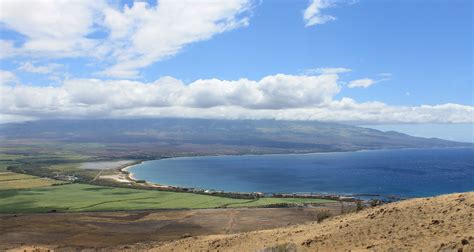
[121,162,141,181]
[101,161,172,190]
[92,160,143,184]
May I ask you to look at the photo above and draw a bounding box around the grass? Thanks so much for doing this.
[0,183,335,213]
[0,172,37,181]
[0,153,27,160]
[0,146,34,151]
[0,172,64,190]
[0,161,20,171]
[48,163,82,171]
[0,153,26,171]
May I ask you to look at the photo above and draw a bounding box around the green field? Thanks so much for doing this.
[0,183,334,213]
[0,153,27,171]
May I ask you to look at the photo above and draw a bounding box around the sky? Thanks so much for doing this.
[0,0,473,141]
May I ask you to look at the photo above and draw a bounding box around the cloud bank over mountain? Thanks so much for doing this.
[1,72,472,124]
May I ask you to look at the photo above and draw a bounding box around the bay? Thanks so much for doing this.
[128,147,474,198]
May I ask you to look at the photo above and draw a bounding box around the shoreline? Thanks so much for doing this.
[112,146,472,201]
[115,160,354,201]
[115,160,388,202]
[123,146,473,162]
[116,146,472,184]
[118,160,177,191]
[121,161,142,181]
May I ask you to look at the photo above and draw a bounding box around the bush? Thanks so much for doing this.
[259,243,297,252]
[316,210,331,223]
[356,200,364,212]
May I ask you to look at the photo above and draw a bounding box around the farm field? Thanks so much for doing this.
[0,171,64,190]
[0,183,335,214]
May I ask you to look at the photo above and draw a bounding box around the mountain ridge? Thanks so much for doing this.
[0,119,470,157]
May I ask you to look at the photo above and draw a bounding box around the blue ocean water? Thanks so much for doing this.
[129,148,474,198]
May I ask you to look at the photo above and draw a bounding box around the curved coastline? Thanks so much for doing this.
[127,146,471,163]
[119,160,148,183]
[118,158,354,201]
[122,147,474,200]
[121,161,141,181]
[118,160,180,191]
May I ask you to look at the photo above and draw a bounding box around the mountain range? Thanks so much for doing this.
[0,119,470,157]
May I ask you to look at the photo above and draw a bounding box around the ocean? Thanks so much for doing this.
[128,147,474,198]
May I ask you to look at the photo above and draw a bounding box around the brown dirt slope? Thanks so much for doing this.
[152,192,474,251]
[1,206,345,251]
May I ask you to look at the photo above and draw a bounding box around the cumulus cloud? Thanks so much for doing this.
[0,0,103,57]
[0,0,253,78]
[1,74,339,112]
[0,73,472,124]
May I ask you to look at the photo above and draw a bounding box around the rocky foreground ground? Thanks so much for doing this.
[149,192,473,251]
[5,192,473,251]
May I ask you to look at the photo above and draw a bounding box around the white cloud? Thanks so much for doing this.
[0,0,253,78]
[378,73,392,78]
[347,78,375,88]
[0,40,17,59]
[303,0,357,27]
[99,0,252,78]
[18,62,63,74]
[347,73,392,88]
[307,67,352,74]
[303,0,337,27]
[0,70,17,85]
[49,73,340,110]
[0,73,472,124]
[377,72,392,82]
[0,113,35,124]
[0,0,103,57]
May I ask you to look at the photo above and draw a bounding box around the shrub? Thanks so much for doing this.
[316,210,331,223]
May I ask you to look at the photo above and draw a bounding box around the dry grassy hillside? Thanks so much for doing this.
[152,192,474,251]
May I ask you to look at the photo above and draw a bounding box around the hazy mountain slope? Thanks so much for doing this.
[151,192,474,251]
[0,119,469,154]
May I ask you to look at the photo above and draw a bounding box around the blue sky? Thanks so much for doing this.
[141,0,473,106]
[0,0,473,141]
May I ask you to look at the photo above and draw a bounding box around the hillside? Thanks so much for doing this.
[151,192,474,251]
[0,119,469,157]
